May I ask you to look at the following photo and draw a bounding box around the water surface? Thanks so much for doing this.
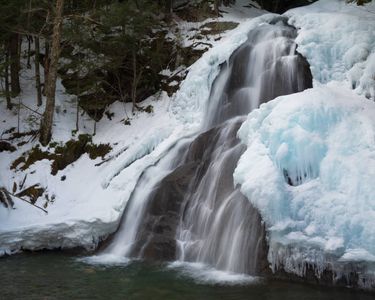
[0,252,373,300]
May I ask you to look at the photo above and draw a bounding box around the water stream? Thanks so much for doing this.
[94,17,312,278]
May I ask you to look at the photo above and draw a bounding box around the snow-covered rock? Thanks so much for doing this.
[232,0,375,287]
[234,84,375,287]
[286,0,375,100]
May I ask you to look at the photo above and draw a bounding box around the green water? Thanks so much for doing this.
[0,252,373,300]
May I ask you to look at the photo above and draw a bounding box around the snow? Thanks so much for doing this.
[0,5,268,255]
[2,0,375,288]
[286,0,375,100]
[231,0,375,285]
[0,88,180,255]
[234,83,375,283]
[171,13,278,127]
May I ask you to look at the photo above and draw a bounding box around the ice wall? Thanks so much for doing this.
[234,84,375,288]
[286,0,375,100]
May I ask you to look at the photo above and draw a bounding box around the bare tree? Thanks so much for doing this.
[34,37,42,106]
[39,0,64,146]
[4,51,12,109]
[9,33,21,97]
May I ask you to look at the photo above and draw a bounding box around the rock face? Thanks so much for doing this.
[130,162,197,260]
[255,0,317,13]
[131,118,270,274]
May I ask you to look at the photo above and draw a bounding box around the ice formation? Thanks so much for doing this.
[231,0,375,286]
[286,0,375,100]
[234,84,375,287]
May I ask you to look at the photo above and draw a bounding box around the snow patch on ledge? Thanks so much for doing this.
[234,84,375,288]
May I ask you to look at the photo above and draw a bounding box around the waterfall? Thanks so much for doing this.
[95,17,312,275]
[204,18,311,129]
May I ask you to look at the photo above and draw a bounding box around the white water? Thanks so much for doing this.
[175,19,311,275]
[203,19,310,129]
[91,137,194,262]
[87,17,312,278]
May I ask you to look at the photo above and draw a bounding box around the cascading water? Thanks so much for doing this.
[95,17,312,275]
[174,117,268,275]
[204,18,311,129]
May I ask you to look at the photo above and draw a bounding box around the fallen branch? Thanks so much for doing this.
[8,192,48,214]
[20,103,43,116]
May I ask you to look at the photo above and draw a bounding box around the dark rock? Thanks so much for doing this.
[0,141,16,152]
[255,0,318,14]
[0,188,14,208]
[131,161,198,261]
[129,120,269,275]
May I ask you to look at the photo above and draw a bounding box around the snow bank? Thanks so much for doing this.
[286,0,375,100]
[234,84,375,286]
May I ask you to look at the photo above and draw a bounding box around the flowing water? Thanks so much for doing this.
[0,253,373,300]
[95,17,313,278]
[1,17,373,299]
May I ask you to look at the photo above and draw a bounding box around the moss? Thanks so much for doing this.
[0,141,16,152]
[137,105,154,114]
[175,2,216,22]
[11,146,55,171]
[11,156,26,170]
[48,141,59,149]
[200,21,238,35]
[16,184,45,204]
[51,134,91,175]
[11,135,112,175]
[85,143,112,160]
[7,130,38,141]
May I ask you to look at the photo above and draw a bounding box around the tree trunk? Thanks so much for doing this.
[35,37,42,107]
[75,80,79,132]
[9,33,21,97]
[131,49,137,112]
[42,40,50,96]
[5,51,12,109]
[27,36,32,69]
[39,0,64,146]
[214,0,221,16]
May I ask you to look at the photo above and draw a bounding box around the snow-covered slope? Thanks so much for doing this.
[0,7,269,255]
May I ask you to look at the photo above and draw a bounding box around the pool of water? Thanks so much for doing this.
[0,252,373,300]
